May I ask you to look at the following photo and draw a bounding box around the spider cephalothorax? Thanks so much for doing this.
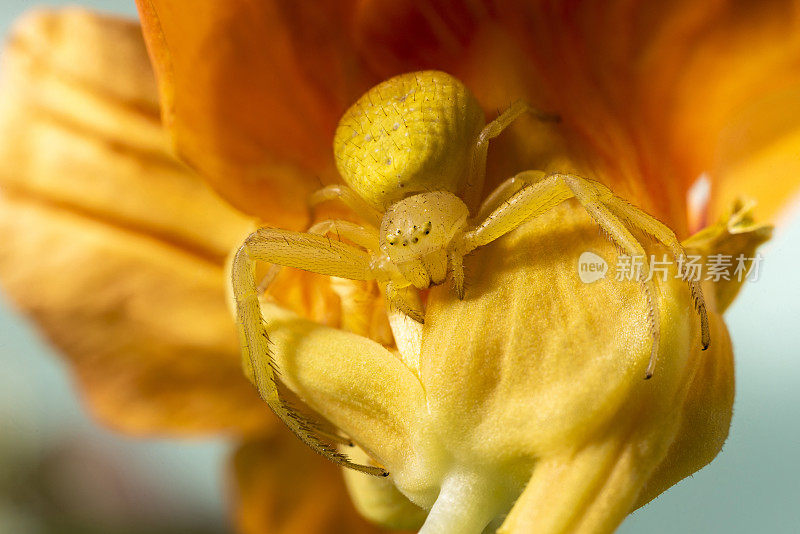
[380,192,469,291]
[231,70,710,476]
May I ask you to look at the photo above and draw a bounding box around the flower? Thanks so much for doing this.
[0,2,798,533]
[0,8,390,534]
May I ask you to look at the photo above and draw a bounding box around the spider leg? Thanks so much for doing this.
[461,172,708,378]
[309,184,383,227]
[307,219,381,251]
[232,227,388,476]
[461,173,574,253]
[557,175,662,379]
[600,194,710,350]
[254,220,422,324]
[449,250,466,299]
[386,280,425,323]
[256,219,379,293]
[475,170,547,221]
[462,101,560,213]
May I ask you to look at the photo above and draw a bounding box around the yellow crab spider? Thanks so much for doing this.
[231,70,710,477]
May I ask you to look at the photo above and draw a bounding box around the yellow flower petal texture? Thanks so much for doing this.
[250,199,769,533]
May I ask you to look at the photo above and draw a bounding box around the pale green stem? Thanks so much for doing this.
[419,471,507,534]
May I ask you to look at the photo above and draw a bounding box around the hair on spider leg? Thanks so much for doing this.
[279,397,355,447]
[266,358,281,377]
[281,397,389,476]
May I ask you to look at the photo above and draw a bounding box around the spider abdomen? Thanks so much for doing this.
[334,70,484,210]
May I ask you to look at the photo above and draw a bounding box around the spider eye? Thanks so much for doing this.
[424,229,430,235]
[412,237,418,243]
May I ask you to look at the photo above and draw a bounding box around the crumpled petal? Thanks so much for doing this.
[0,12,409,533]
[0,8,268,435]
[683,199,773,313]
[0,7,255,261]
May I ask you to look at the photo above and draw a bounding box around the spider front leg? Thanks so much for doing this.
[257,219,380,292]
[232,227,392,476]
[474,170,547,221]
[254,220,421,323]
[458,172,709,378]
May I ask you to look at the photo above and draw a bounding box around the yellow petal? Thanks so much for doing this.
[634,312,733,509]
[0,8,266,435]
[683,199,773,313]
[265,199,735,532]
[251,302,427,475]
[420,201,693,461]
[635,199,773,507]
[342,444,428,530]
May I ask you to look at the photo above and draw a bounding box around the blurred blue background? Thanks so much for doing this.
[0,2,798,533]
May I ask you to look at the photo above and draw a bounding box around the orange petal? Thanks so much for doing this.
[231,434,402,534]
[0,8,269,436]
[357,1,800,233]
[661,2,800,223]
[0,7,255,261]
[135,0,384,227]
[351,1,696,229]
[137,1,800,233]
